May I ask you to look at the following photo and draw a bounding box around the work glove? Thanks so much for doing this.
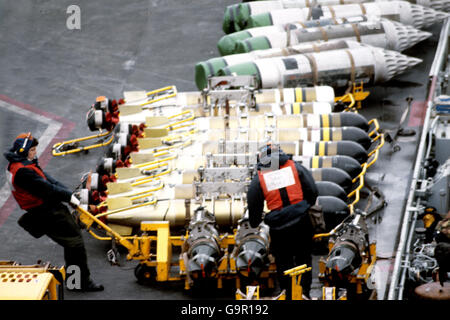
[69,194,81,208]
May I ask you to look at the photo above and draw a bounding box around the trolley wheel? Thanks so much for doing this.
[134,263,156,285]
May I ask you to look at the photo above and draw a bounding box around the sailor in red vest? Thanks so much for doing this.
[4,132,104,292]
[247,144,318,298]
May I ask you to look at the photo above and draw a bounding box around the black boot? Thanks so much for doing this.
[66,277,104,292]
[81,277,104,292]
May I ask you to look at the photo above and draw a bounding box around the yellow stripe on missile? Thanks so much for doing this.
[322,114,330,128]
[312,156,319,168]
[323,128,330,141]
[295,88,303,102]
[319,142,326,156]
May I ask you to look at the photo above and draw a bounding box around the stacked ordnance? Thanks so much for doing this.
[190,0,450,91]
[318,209,377,299]
[217,17,431,56]
[60,0,425,294]
[73,84,383,243]
[223,0,450,33]
[226,0,448,32]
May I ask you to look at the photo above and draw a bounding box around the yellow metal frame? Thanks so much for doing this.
[135,86,178,107]
[335,82,370,110]
[52,130,114,156]
[317,239,377,298]
[52,86,179,157]
[0,263,65,300]
[284,264,312,300]
[76,206,278,291]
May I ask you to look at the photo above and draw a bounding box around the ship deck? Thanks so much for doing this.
[0,0,443,301]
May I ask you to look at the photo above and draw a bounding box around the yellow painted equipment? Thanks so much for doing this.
[75,206,277,291]
[318,241,377,298]
[235,264,312,300]
[284,264,312,300]
[316,213,377,300]
[52,130,114,156]
[52,86,178,157]
[335,82,370,110]
[0,261,65,300]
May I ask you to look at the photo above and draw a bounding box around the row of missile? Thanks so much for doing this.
[192,0,449,89]
[78,89,383,231]
[223,0,449,33]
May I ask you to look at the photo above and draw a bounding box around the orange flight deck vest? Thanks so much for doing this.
[258,160,304,211]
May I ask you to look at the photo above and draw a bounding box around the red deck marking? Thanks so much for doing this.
[0,95,76,227]
[407,101,427,127]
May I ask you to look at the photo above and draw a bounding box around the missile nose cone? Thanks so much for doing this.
[380,48,423,82]
[237,251,264,277]
[410,4,449,29]
[189,255,215,277]
[387,20,432,52]
[326,246,357,273]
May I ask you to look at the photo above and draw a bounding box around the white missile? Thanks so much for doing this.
[197,40,364,89]
[235,0,450,31]
[218,15,368,55]
[217,45,422,89]
[234,19,431,54]
[246,1,448,30]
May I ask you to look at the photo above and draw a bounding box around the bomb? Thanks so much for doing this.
[233,214,271,279]
[235,19,431,54]
[184,207,222,279]
[311,167,353,193]
[316,181,348,202]
[245,1,448,30]
[294,155,363,179]
[199,40,364,89]
[217,46,422,89]
[218,17,367,55]
[316,196,351,230]
[325,213,370,284]
[207,112,371,132]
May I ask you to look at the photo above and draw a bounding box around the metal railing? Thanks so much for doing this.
[387,18,450,300]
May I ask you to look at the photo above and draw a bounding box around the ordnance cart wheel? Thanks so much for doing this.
[134,263,156,285]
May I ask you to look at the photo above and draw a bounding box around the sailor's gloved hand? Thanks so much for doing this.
[69,194,81,208]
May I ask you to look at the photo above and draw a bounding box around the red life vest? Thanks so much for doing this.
[258,160,304,211]
[7,162,46,210]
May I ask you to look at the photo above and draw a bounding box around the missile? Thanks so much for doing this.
[235,19,431,54]
[184,207,222,279]
[316,181,348,202]
[234,215,271,279]
[246,1,448,30]
[201,139,368,164]
[217,16,367,55]
[207,113,371,132]
[293,155,363,179]
[325,212,370,281]
[200,41,364,89]
[199,126,371,150]
[105,199,245,228]
[298,140,368,164]
[316,196,351,230]
[217,46,422,89]
[279,127,371,150]
[223,0,449,33]
[119,86,335,111]
[236,0,450,30]
[311,167,353,193]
